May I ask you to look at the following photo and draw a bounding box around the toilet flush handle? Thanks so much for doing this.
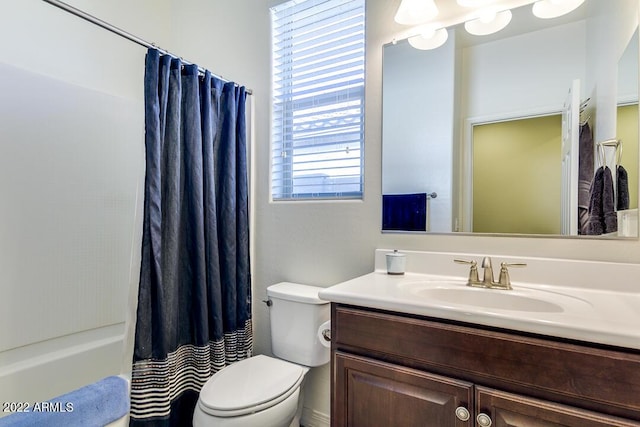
[321,329,331,342]
[262,298,272,307]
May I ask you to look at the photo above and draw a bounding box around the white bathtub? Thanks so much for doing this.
[0,324,127,421]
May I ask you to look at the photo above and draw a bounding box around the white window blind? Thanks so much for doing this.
[271,0,365,200]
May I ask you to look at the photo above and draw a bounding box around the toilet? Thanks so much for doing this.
[193,282,331,427]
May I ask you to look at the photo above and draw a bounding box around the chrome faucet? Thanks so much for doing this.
[454,257,526,290]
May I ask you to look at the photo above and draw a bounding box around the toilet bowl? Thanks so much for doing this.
[192,355,309,427]
[193,282,330,427]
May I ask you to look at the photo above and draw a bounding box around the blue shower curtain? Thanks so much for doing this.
[130,49,252,427]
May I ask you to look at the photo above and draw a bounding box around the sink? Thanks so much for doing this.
[415,287,563,312]
[317,251,640,350]
[398,279,593,313]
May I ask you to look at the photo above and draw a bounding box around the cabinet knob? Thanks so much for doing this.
[454,406,470,421]
[476,413,492,427]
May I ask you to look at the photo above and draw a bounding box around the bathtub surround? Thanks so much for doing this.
[130,49,252,426]
[0,35,143,407]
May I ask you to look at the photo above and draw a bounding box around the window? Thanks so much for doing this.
[270,0,365,200]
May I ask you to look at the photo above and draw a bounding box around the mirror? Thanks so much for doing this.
[382,0,639,237]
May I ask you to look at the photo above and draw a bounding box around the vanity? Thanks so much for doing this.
[319,250,640,426]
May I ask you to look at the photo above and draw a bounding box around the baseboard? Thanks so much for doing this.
[301,406,330,427]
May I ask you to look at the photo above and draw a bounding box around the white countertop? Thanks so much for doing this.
[318,250,640,350]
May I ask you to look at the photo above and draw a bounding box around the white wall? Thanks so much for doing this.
[587,0,639,142]
[619,30,639,102]
[383,37,456,233]
[462,21,587,119]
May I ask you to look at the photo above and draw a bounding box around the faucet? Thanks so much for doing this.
[494,261,527,289]
[454,257,526,290]
[481,256,494,286]
[454,259,480,285]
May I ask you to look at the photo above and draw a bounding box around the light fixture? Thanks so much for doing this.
[464,9,512,35]
[394,0,439,26]
[407,27,449,50]
[532,0,585,19]
[456,0,498,7]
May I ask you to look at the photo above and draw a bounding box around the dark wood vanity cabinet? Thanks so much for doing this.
[331,304,640,427]
[335,352,473,427]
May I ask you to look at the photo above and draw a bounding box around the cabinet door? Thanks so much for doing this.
[334,352,473,427]
[476,386,640,427]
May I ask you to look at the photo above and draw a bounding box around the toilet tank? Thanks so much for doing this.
[266,282,330,367]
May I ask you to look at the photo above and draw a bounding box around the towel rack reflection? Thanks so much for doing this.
[595,139,623,212]
[596,139,622,168]
[426,192,437,232]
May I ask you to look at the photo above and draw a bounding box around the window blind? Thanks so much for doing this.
[271,0,365,200]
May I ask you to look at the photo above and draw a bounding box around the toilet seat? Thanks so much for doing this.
[198,355,305,418]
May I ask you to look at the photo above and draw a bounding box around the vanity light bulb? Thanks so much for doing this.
[394,0,439,26]
[464,9,512,36]
[478,10,497,24]
[532,0,585,19]
[421,28,436,39]
[407,27,448,50]
[456,0,495,7]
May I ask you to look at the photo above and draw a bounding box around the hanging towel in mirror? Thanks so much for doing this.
[586,166,617,235]
[382,193,427,231]
[585,167,604,235]
[602,166,617,233]
[617,165,629,211]
[578,122,594,234]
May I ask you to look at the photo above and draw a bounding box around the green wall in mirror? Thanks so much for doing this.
[472,115,562,234]
[472,106,638,234]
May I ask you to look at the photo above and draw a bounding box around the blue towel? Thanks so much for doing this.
[0,376,129,427]
[382,193,427,231]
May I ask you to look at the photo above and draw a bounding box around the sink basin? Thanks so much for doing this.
[415,287,563,312]
[398,279,593,313]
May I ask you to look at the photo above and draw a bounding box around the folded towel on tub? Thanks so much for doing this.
[0,376,129,427]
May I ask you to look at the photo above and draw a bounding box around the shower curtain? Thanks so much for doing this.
[130,49,252,427]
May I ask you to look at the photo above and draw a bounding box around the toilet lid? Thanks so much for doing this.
[199,355,305,417]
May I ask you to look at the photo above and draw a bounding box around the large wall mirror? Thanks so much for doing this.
[382,0,639,238]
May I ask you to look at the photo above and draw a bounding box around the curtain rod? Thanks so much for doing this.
[41,0,253,95]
